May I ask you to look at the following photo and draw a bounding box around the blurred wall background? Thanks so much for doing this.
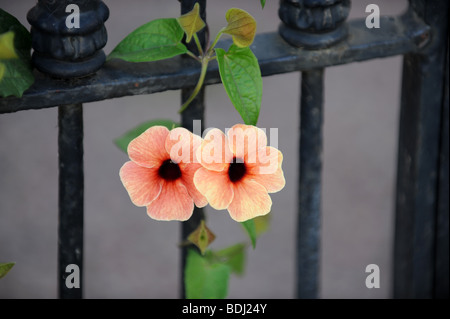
[0,0,407,298]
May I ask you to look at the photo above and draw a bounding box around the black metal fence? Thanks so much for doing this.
[0,0,448,299]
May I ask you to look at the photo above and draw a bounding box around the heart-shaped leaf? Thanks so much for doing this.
[0,9,34,98]
[216,44,262,125]
[214,243,246,275]
[185,249,230,299]
[187,220,216,255]
[0,9,31,61]
[223,8,257,48]
[177,2,205,43]
[108,18,187,62]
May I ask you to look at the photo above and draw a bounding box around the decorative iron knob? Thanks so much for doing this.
[27,0,109,78]
[279,0,351,49]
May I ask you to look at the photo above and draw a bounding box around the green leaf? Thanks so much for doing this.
[241,219,257,249]
[240,216,270,250]
[215,243,246,276]
[0,31,18,59]
[185,249,230,299]
[0,262,15,279]
[0,9,34,98]
[187,220,216,255]
[0,9,32,61]
[0,55,34,98]
[0,62,5,79]
[108,18,188,62]
[177,2,205,43]
[114,119,179,153]
[261,0,266,9]
[223,8,257,48]
[216,44,262,125]
[254,214,271,236]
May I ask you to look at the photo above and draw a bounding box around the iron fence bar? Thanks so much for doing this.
[26,0,107,299]
[435,42,449,299]
[297,69,324,298]
[279,0,346,299]
[180,87,206,299]
[0,15,429,113]
[179,0,206,299]
[58,103,84,299]
[394,0,449,299]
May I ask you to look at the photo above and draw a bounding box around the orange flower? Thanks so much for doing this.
[119,126,207,221]
[194,124,285,222]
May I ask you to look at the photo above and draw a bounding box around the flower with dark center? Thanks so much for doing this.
[120,126,207,221]
[194,124,285,222]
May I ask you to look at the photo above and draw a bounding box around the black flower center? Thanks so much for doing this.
[228,157,247,183]
[158,159,181,181]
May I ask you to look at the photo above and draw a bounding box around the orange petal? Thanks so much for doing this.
[197,128,233,172]
[193,167,234,210]
[227,179,272,222]
[165,127,202,164]
[119,161,162,207]
[226,124,267,163]
[146,180,194,221]
[179,162,208,208]
[128,126,170,168]
[248,146,283,175]
[248,167,285,193]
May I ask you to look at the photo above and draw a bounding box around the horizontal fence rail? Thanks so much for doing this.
[0,14,429,114]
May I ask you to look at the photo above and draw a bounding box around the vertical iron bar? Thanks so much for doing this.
[179,0,206,299]
[394,0,448,299]
[58,103,84,299]
[297,69,324,299]
[435,44,449,299]
[180,88,205,299]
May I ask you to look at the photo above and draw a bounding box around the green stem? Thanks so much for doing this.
[186,50,201,62]
[178,59,209,113]
[208,28,225,55]
[193,33,204,56]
